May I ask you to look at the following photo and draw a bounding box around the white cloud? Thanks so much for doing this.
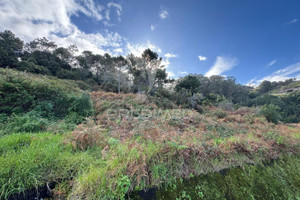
[126,41,162,57]
[286,18,298,25]
[178,71,188,75]
[198,55,207,61]
[167,71,175,77]
[247,62,300,86]
[107,2,122,22]
[205,56,238,77]
[0,0,124,54]
[164,53,177,59]
[113,48,123,54]
[161,52,177,69]
[159,10,168,19]
[150,25,156,31]
[267,59,277,67]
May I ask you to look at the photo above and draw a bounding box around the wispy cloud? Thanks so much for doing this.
[198,55,207,61]
[164,53,177,59]
[150,25,156,31]
[161,52,177,70]
[166,71,175,78]
[205,56,238,77]
[107,2,122,22]
[126,41,161,57]
[267,59,277,67]
[0,0,124,54]
[178,71,188,75]
[285,18,298,25]
[159,10,168,19]
[247,62,300,86]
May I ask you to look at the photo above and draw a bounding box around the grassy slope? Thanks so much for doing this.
[0,68,92,95]
[0,72,300,199]
[0,68,93,135]
[270,80,300,95]
[67,92,300,199]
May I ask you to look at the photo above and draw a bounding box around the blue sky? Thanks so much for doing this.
[1,0,300,85]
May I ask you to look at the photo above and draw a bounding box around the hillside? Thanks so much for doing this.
[0,70,300,199]
[0,29,300,200]
[0,68,93,135]
[270,80,300,95]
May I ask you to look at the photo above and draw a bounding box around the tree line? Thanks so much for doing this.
[0,30,172,94]
[1,30,299,123]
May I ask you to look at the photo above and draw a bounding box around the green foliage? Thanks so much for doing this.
[175,75,201,94]
[0,133,97,199]
[0,30,23,68]
[0,68,93,134]
[258,80,273,94]
[0,112,48,135]
[260,104,281,123]
[15,61,50,75]
[116,176,131,200]
[213,109,227,119]
[247,92,300,123]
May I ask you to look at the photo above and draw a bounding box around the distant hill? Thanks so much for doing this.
[270,80,300,95]
[255,79,300,96]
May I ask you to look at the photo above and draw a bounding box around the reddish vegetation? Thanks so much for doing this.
[70,91,300,178]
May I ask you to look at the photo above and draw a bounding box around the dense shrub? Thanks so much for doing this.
[15,61,50,75]
[0,68,93,134]
[247,92,300,123]
[260,104,281,123]
[0,112,48,135]
[68,119,107,150]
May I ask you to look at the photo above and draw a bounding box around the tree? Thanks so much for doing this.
[25,37,57,53]
[53,45,79,68]
[77,51,96,70]
[113,56,127,93]
[142,49,163,94]
[127,49,165,94]
[102,53,114,84]
[175,75,201,95]
[258,80,273,94]
[155,68,168,88]
[0,30,23,68]
[127,53,147,93]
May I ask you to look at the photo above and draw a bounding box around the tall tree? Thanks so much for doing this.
[25,37,57,53]
[0,30,23,68]
[142,49,163,94]
[114,55,127,93]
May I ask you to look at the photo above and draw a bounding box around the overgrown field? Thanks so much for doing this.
[0,70,300,199]
[1,89,299,199]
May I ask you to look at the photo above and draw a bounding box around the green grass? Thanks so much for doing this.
[0,132,100,199]
[1,130,300,200]
[1,88,300,199]
[0,68,94,135]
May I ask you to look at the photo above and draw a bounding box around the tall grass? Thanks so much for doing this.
[0,132,98,199]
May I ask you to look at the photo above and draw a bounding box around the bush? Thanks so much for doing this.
[0,69,94,134]
[260,104,281,124]
[218,100,234,111]
[0,112,48,135]
[68,119,107,150]
[15,61,50,75]
[213,109,228,119]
